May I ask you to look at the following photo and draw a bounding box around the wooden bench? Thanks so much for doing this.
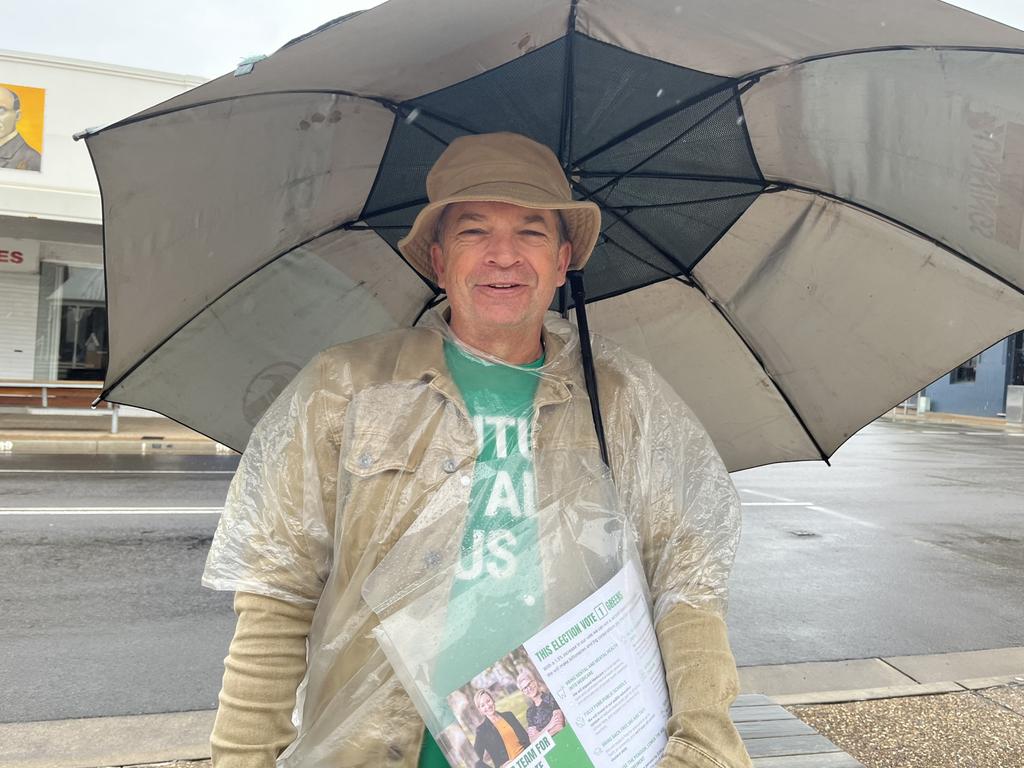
[0,380,106,409]
[732,694,865,767]
[0,380,123,432]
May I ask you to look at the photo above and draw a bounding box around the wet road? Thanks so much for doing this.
[1,420,1022,722]
[730,420,1024,666]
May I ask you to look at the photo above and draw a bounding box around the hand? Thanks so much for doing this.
[547,710,565,735]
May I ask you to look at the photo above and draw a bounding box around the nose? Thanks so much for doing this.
[484,229,523,267]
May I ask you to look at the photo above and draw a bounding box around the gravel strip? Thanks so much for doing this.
[787,684,1024,768]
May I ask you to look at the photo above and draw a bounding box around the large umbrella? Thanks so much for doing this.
[83,0,1024,471]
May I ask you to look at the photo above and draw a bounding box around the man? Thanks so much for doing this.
[204,132,751,768]
[0,87,41,172]
[516,670,564,742]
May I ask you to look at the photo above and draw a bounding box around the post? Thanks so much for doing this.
[111,403,119,434]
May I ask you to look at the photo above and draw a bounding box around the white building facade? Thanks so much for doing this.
[0,51,203,383]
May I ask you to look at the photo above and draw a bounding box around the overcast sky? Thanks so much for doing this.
[4,0,1024,79]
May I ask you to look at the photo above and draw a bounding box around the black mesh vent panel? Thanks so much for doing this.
[361,31,764,295]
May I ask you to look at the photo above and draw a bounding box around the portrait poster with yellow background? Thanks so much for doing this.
[1,83,45,172]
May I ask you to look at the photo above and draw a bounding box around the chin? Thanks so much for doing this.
[471,301,531,327]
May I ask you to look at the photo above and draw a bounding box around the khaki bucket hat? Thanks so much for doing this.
[397,132,602,283]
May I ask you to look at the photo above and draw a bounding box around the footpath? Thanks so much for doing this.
[2,409,1023,767]
[0,411,223,455]
[4,648,1023,768]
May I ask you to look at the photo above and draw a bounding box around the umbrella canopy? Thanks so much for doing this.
[84,0,1024,471]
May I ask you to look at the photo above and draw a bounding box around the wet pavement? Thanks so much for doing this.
[729,420,1024,665]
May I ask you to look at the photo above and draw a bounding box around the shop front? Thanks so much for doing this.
[0,51,203,392]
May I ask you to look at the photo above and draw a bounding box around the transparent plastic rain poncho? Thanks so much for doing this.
[203,307,741,768]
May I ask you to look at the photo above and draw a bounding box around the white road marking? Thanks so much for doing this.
[738,488,800,503]
[0,469,234,475]
[0,507,223,516]
[964,431,1001,436]
[741,486,885,530]
[806,505,884,530]
[741,502,815,507]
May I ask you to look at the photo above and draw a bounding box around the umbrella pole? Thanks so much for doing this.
[568,271,610,469]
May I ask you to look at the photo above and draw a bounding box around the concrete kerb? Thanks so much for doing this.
[0,412,226,456]
[5,648,1023,768]
[738,646,1024,707]
[879,410,1024,432]
[0,710,215,768]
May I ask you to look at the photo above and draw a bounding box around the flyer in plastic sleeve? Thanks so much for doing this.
[403,562,669,768]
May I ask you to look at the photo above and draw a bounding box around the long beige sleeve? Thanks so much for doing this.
[656,603,752,768]
[211,591,317,768]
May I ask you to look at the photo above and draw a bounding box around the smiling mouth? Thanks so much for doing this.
[480,283,524,290]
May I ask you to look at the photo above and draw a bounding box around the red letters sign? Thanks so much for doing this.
[0,239,39,273]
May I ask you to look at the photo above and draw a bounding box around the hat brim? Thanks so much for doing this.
[397,186,602,284]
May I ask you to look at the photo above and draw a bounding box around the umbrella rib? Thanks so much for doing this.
[100,393,245,454]
[86,87,479,144]
[571,77,751,168]
[741,44,1024,83]
[558,0,579,168]
[578,171,766,186]
[598,230,695,288]
[596,205,692,276]
[775,183,1024,300]
[395,103,483,146]
[88,89,403,136]
[98,214,435,403]
[578,81,758,203]
[414,294,447,326]
[357,197,430,221]
[605,188,767,211]
[686,272,832,464]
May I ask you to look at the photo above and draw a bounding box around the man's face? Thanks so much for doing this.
[429,201,571,335]
[0,91,18,137]
[520,677,539,698]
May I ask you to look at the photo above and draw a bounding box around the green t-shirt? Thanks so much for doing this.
[419,340,546,768]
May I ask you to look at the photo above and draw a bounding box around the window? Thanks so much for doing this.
[34,262,108,381]
[950,354,981,384]
[1011,332,1024,387]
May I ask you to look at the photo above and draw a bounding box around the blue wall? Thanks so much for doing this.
[924,338,1009,417]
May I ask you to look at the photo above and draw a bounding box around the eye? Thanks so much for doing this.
[458,228,486,236]
[520,229,547,238]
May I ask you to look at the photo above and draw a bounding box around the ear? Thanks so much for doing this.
[429,242,446,289]
[554,240,572,287]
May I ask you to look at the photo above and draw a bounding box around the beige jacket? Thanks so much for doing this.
[205,310,751,768]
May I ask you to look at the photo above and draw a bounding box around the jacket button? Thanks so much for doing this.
[442,458,457,473]
[358,453,374,469]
